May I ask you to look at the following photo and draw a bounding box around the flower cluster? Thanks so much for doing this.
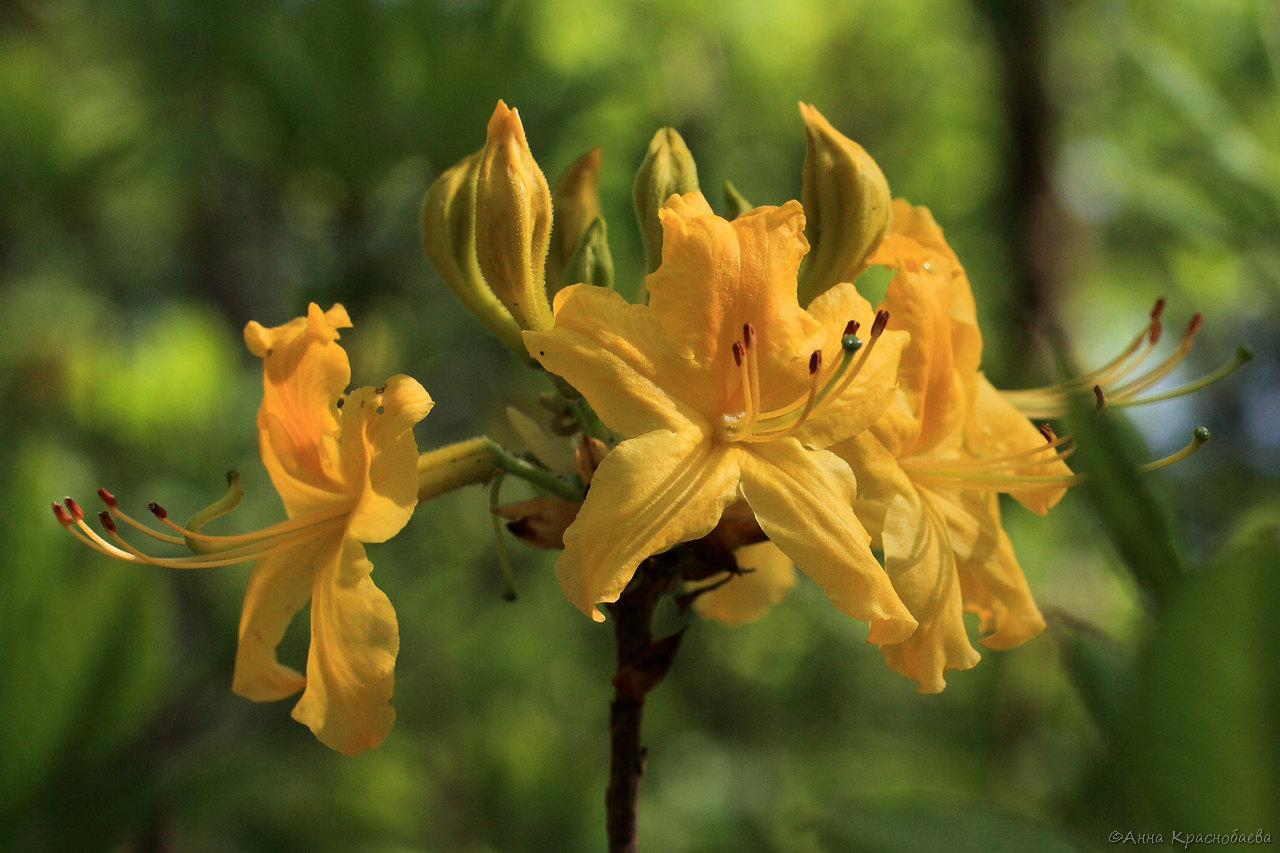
[56,100,1240,752]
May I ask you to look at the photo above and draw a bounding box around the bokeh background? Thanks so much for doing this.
[2,0,1277,850]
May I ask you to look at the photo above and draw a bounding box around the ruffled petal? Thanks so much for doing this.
[556,427,741,621]
[231,529,342,702]
[343,374,434,542]
[933,489,1046,649]
[739,439,915,643]
[248,303,353,516]
[692,541,797,626]
[797,281,908,449]
[291,537,399,755]
[878,490,980,692]
[525,285,703,437]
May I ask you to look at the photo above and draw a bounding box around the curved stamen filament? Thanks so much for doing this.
[1110,344,1251,409]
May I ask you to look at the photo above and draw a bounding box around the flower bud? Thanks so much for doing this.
[633,127,699,273]
[416,437,500,503]
[560,216,613,290]
[796,103,891,306]
[475,100,555,332]
[420,148,528,359]
[547,145,604,293]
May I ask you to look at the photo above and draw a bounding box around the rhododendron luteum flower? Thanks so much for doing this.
[525,192,916,644]
[834,201,1072,692]
[56,304,433,754]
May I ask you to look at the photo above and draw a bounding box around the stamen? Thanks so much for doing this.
[1139,427,1211,472]
[63,497,84,521]
[809,350,822,375]
[1111,345,1253,408]
[1094,385,1108,411]
[148,501,167,519]
[97,488,117,508]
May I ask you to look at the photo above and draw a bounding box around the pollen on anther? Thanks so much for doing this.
[871,310,890,337]
[732,340,745,366]
[843,320,860,336]
[742,323,757,349]
[99,510,117,533]
[64,497,84,521]
[97,487,117,508]
[147,501,168,519]
[52,502,72,526]
[809,350,823,374]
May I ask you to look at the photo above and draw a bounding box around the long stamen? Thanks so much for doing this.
[1106,314,1203,399]
[1112,345,1252,408]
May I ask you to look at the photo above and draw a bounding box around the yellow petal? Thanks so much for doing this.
[343,375,434,543]
[797,281,909,449]
[248,303,353,517]
[739,439,916,643]
[556,427,741,621]
[231,533,338,702]
[291,538,399,755]
[525,285,703,437]
[878,490,980,692]
[936,490,1046,649]
[965,376,1070,514]
[693,541,797,626]
[646,196,821,397]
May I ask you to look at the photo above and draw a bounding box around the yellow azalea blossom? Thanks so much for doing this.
[56,303,433,754]
[525,192,917,644]
[833,201,1072,692]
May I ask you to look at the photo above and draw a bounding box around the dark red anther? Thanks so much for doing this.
[1151,297,1166,321]
[1186,313,1204,338]
[1093,384,1108,411]
[52,502,72,526]
[147,501,168,519]
[99,511,117,533]
[1039,423,1057,443]
[97,487,117,508]
[732,340,745,366]
[742,322,757,349]
[63,497,84,521]
[843,319,860,336]
[809,350,823,375]
[871,310,890,337]
[1149,320,1163,345]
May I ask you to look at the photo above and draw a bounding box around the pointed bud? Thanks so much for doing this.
[547,146,604,293]
[421,147,529,359]
[796,103,892,306]
[475,101,555,332]
[560,216,614,290]
[633,127,699,273]
[723,180,752,220]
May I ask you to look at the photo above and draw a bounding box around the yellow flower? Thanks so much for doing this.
[833,201,1072,692]
[525,193,916,644]
[56,303,433,754]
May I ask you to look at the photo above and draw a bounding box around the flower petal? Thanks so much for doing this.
[878,490,980,692]
[693,541,797,626]
[556,427,741,621]
[344,374,434,542]
[291,538,399,755]
[965,376,1070,514]
[231,533,339,703]
[739,439,915,643]
[525,285,702,437]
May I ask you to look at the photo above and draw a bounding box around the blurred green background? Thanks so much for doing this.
[2,0,1277,850]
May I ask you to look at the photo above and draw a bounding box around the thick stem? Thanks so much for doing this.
[605,554,679,853]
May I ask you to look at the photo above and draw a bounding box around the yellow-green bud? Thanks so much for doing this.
[475,101,555,332]
[420,148,529,360]
[561,216,613,290]
[796,102,891,307]
[416,438,500,503]
[723,180,752,220]
[548,145,604,293]
[633,127,699,273]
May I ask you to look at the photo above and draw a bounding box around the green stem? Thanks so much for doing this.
[416,436,583,505]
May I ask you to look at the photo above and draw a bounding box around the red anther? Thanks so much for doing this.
[1093,384,1108,411]
[1039,423,1057,443]
[52,502,73,526]
[63,497,84,521]
[843,319,860,336]
[99,510,117,533]
[147,501,168,519]
[1151,297,1166,321]
[97,487,117,507]
[809,350,823,374]
[1186,313,1204,338]
[732,340,745,367]
[742,322,757,348]
[1149,321,1163,346]
[871,310,890,337]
